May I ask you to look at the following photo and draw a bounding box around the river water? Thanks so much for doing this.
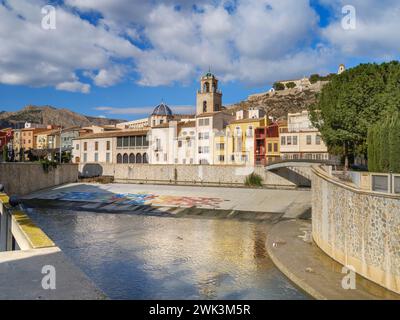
[27,208,308,300]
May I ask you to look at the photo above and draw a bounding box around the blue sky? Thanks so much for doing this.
[0,0,399,121]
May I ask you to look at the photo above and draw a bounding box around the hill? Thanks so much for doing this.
[0,105,125,128]
[226,82,328,119]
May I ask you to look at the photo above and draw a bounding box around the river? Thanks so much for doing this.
[27,208,308,300]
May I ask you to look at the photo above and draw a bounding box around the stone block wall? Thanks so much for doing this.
[78,163,297,188]
[0,163,78,196]
[312,165,400,294]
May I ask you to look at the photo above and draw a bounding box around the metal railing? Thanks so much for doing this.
[0,184,55,252]
[0,186,16,251]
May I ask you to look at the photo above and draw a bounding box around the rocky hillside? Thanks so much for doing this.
[226,82,327,119]
[0,105,124,128]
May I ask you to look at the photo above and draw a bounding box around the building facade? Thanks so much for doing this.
[279,111,329,160]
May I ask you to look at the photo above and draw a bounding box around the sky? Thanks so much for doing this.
[0,0,399,121]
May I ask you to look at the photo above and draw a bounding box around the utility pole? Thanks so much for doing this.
[59,127,62,164]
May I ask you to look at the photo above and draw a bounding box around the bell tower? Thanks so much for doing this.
[196,71,222,115]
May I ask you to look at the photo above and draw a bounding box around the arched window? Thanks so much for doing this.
[203,101,207,113]
[123,153,128,163]
[129,153,135,163]
[143,153,148,163]
[136,153,142,163]
[117,153,122,163]
[203,82,210,93]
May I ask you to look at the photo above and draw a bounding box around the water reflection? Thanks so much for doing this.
[27,208,308,300]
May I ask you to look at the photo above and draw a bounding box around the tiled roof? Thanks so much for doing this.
[74,129,149,140]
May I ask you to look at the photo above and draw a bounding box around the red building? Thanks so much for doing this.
[0,129,13,149]
[254,120,285,166]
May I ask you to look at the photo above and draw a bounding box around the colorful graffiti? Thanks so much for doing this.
[53,191,223,208]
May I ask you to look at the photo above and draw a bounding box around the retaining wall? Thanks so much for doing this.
[312,165,400,294]
[0,163,78,195]
[78,163,297,188]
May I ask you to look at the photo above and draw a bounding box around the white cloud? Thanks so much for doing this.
[95,105,195,115]
[1,0,398,92]
[320,0,400,58]
[0,0,140,91]
[56,81,90,93]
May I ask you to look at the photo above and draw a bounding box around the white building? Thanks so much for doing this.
[280,111,329,161]
[148,72,233,165]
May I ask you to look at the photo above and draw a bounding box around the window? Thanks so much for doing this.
[129,153,135,163]
[218,155,225,162]
[143,153,148,163]
[117,153,122,163]
[95,141,98,151]
[203,101,207,113]
[274,143,278,152]
[117,137,122,148]
[160,120,164,125]
[136,136,143,147]
[76,144,79,150]
[123,137,129,147]
[123,153,129,163]
[178,140,183,148]
[293,136,298,145]
[198,146,209,154]
[307,135,312,145]
[316,135,321,145]
[268,143,272,152]
[83,153,87,162]
[247,126,253,137]
[216,143,224,151]
[199,118,210,126]
[94,153,98,162]
[287,136,292,145]
[281,136,286,145]
[84,142,87,151]
[198,132,209,140]
[130,136,136,147]
[106,153,110,163]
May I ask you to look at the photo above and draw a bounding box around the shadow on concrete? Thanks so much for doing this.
[272,168,311,188]
[80,164,103,178]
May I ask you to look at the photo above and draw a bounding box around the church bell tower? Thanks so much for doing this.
[196,71,222,115]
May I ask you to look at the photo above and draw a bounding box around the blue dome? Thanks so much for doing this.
[151,103,172,116]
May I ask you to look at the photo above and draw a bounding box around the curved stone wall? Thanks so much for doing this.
[311,166,400,294]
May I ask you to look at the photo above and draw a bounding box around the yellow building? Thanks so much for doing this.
[214,109,267,165]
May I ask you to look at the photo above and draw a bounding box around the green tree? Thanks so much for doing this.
[309,61,400,170]
[273,82,285,91]
[285,82,296,89]
[309,74,320,84]
[2,145,8,162]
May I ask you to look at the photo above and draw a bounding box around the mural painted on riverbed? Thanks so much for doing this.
[42,191,224,208]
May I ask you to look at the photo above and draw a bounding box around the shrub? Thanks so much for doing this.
[285,82,296,89]
[273,82,285,91]
[244,172,263,187]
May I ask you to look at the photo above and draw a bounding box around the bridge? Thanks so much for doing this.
[265,159,338,187]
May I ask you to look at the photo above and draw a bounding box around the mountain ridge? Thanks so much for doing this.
[0,105,125,128]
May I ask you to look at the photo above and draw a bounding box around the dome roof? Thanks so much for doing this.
[151,102,173,116]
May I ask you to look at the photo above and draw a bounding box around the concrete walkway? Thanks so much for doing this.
[266,219,400,300]
[0,247,106,300]
[24,183,311,214]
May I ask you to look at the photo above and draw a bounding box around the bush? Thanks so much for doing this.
[273,82,285,91]
[286,82,296,89]
[244,172,263,187]
[39,158,58,173]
